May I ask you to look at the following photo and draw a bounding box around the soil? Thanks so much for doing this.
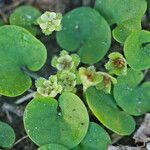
[0,0,150,150]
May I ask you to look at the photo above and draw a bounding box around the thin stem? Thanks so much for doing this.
[21,66,40,80]
[11,135,28,149]
[15,92,34,104]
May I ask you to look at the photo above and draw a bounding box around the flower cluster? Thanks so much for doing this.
[35,51,126,97]
[36,50,80,97]
[37,11,62,35]
[51,50,80,71]
[79,66,117,93]
[35,75,62,97]
[105,52,127,76]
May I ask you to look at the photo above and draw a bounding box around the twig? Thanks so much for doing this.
[111,133,123,144]
[21,66,40,80]
[2,102,23,117]
[2,0,26,12]
[15,92,34,104]
[0,10,8,23]
[11,135,28,148]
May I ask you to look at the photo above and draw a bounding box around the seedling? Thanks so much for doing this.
[0,121,15,148]
[0,3,149,150]
[95,0,147,43]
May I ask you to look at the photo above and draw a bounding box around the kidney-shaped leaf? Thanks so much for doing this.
[112,18,141,43]
[114,69,150,116]
[124,30,150,70]
[72,122,111,150]
[56,7,111,64]
[24,92,89,149]
[86,87,135,135]
[94,0,146,25]
[0,121,15,148]
[9,5,41,35]
[38,144,68,150]
[0,25,47,97]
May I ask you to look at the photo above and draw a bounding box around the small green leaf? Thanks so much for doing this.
[112,19,141,43]
[24,92,89,149]
[9,5,41,35]
[38,144,68,150]
[0,121,15,148]
[0,25,47,97]
[114,69,150,116]
[72,122,111,150]
[94,0,146,25]
[56,7,111,64]
[86,87,135,135]
[124,30,150,70]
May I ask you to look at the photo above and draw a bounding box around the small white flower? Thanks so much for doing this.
[37,11,62,35]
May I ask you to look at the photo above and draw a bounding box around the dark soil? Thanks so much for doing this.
[0,0,150,150]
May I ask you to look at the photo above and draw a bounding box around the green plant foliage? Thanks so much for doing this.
[114,69,150,116]
[95,0,146,43]
[0,25,47,97]
[124,30,150,70]
[56,7,111,64]
[9,5,41,35]
[94,0,147,25]
[72,122,111,150]
[24,92,89,149]
[37,11,62,35]
[0,121,15,148]
[112,19,141,43]
[86,87,135,135]
[96,72,117,94]
[79,66,103,91]
[35,75,62,97]
[51,50,80,72]
[105,52,127,76]
[38,144,68,150]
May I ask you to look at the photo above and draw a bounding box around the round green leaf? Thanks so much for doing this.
[9,5,41,35]
[72,122,111,150]
[0,121,15,148]
[38,144,68,150]
[94,0,146,25]
[86,87,135,135]
[0,25,47,97]
[24,92,89,149]
[124,30,150,70]
[114,69,150,116]
[56,7,111,64]
[112,18,141,43]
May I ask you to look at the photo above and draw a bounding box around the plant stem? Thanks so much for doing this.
[15,92,34,104]
[21,66,40,80]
